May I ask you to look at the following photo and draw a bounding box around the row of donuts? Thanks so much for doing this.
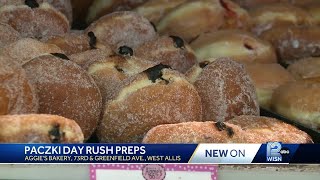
[0,46,313,144]
[75,0,320,138]
[0,1,316,143]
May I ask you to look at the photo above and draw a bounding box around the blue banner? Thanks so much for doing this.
[0,144,197,163]
[0,143,319,164]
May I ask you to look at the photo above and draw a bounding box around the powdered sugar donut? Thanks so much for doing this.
[0,0,73,23]
[260,26,320,65]
[46,30,112,55]
[186,58,259,121]
[22,54,102,140]
[0,114,84,143]
[0,2,69,39]
[0,38,63,65]
[0,55,38,115]
[142,116,313,143]
[97,64,202,142]
[70,49,114,70]
[87,55,157,104]
[0,23,20,48]
[134,36,197,73]
[85,11,157,51]
[86,0,147,23]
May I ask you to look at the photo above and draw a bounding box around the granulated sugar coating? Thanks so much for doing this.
[0,23,20,48]
[97,68,202,143]
[85,11,157,51]
[0,0,73,23]
[134,36,197,73]
[261,26,320,64]
[228,115,313,143]
[70,49,114,70]
[0,38,63,65]
[143,121,245,143]
[45,31,92,56]
[142,115,313,143]
[191,58,259,122]
[87,55,157,105]
[22,55,102,140]
[0,114,84,143]
[0,3,69,39]
[0,55,38,115]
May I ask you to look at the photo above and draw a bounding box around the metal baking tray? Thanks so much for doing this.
[260,108,320,143]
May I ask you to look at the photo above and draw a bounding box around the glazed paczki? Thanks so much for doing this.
[271,81,320,132]
[245,63,295,109]
[190,30,277,64]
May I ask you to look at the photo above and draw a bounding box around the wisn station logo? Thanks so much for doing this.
[266,142,290,162]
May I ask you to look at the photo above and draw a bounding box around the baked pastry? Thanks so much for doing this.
[271,81,320,132]
[45,30,111,55]
[86,0,148,23]
[260,26,320,65]
[245,63,295,109]
[250,3,314,35]
[287,57,320,81]
[45,0,73,23]
[0,114,84,143]
[232,0,317,9]
[0,2,69,39]
[156,0,225,42]
[142,115,313,143]
[0,55,38,115]
[70,48,114,70]
[218,0,252,30]
[22,54,102,140]
[189,30,277,64]
[97,64,202,143]
[0,0,73,23]
[157,0,251,42]
[87,55,157,105]
[0,23,21,48]
[0,38,63,65]
[186,58,259,122]
[134,0,188,24]
[300,1,320,25]
[85,11,157,51]
[288,0,319,7]
[134,36,197,73]
[231,0,285,9]
[45,30,91,55]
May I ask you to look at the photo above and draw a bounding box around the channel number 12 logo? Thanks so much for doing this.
[266,142,290,162]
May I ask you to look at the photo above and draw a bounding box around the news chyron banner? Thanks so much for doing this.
[0,143,319,164]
